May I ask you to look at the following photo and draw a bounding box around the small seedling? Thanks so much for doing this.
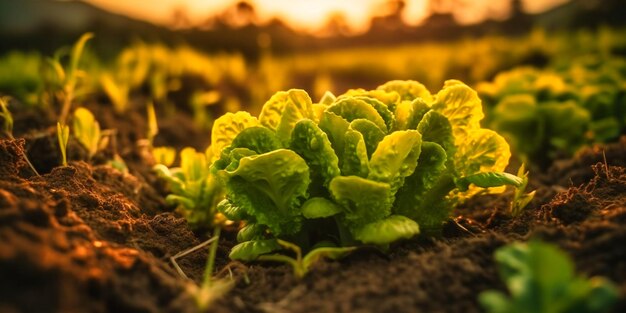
[509,164,536,217]
[58,33,94,124]
[72,107,101,159]
[256,240,356,279]
[0,97,39,175]
[0,96,13,135]
[152,146,176,166]
[479,240,618,313]
[40,33,94,124]
[108,153,128,173]
[57,122,69,167]
[146,101,158,147]
[154,147,223,228]
[170,227,234,311]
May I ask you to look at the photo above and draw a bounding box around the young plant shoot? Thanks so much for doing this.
[154,147,223,229]
[57,122,69,167]
[59,33,93,124]
[210,79,524,264]
[72,107,102,159]
[152,146,177,166]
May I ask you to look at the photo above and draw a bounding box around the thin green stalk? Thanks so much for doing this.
[258,254,304,278]
[202,227,221,288]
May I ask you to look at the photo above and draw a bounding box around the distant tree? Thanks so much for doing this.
[321,12,351,36]
[427,0,469,14]
[510,0,524,18]
[171,6,192,29]
[219,1,257,27]
[369,0,407,30]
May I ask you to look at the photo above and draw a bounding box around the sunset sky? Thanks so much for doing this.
[84,0,570,33]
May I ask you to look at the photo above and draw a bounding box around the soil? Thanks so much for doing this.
[1,100,625,312]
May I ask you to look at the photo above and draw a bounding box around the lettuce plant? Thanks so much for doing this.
[211,80,523,262]
[154,147,223,228]
[478,57,626,166]
[480,241,618,313]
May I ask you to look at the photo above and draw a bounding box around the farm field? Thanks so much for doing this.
[1,1,625,312]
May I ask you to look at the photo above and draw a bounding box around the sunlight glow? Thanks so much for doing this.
[84,0,570,33]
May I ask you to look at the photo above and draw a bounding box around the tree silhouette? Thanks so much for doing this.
[219,1,258,27]
[321,12,351,36]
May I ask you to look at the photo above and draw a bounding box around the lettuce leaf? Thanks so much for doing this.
[208,111,260,161]
[218,149,310,235]
[353,215,420,245]
[393,142,449,230]
[301,197,343,219]
[259,89,314,144]
[327,97,388,132]
[368,130,422,194]
[378,80,433,103]
[352,96,395,132]
[431,80,484,143]
[230,126,282,154]
[340,129,370,177]
[290,119,340,190]
[349,119,386,158]
[329,176,391,228]
[417,110,455,159]
[230,239,282,261]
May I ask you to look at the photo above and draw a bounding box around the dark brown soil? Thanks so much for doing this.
[1,126,625,313]
[0,139,199,312]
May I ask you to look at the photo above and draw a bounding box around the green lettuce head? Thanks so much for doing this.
[211,80,522,261]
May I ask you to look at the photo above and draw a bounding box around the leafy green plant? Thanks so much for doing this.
[72,107,102,159]
[211,80,523,264]
[0,97,39,175]
[480,241,618,313]
[154,147,223,228]
[57,122,69,167]
[478,56,626,166]
[489,94,590,166]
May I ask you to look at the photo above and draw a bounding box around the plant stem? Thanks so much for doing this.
[202,226,221,289]
[258,254,304,278]
[58,84,74,125]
